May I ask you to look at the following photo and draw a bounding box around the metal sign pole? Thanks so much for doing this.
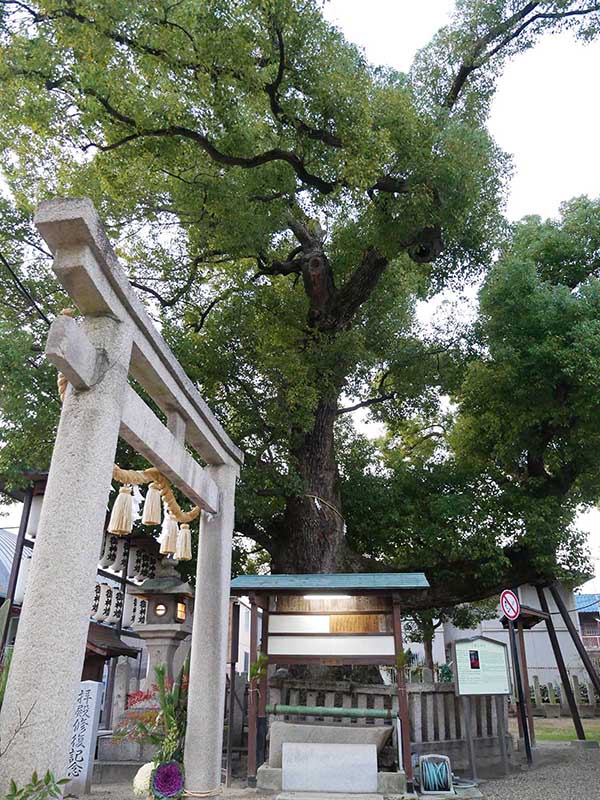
[508,619,532,765]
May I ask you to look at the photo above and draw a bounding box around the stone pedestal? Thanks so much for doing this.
[134,624,190,687]
[0,316,132,793]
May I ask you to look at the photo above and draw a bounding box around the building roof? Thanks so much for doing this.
[230,572,429,595]
[87,622,140,658]
[575,593,600,613]
[0,528,31,599]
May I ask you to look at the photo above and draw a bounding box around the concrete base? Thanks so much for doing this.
[542,705,561,718]
[276,794,384,800]
[258,765,406,795]
[577,705,596,719]
[93,761,143,784]
[569,739,600,749]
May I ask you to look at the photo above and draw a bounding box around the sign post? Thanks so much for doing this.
[500,589,532,766]
[453,635,511,780]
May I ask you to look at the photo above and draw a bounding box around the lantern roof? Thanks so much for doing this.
[130,574,193,598]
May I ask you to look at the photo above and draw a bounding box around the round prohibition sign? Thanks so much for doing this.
[500,589,520,621]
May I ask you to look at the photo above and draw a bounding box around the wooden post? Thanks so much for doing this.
[517,620,536,746]
[247,595,259,786]
[392,597,414,791]
[548,581,600,696]
[257,600,269,770]
[495,695,509,775]
[507,620,523,739]
[461,696,477,781]
[509,620,532,765]
[536,586,586,740]
[226,600,240,787]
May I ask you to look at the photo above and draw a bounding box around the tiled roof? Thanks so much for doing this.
[575,593,600,613]
[230,572,429,593]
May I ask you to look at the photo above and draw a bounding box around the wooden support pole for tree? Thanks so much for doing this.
[548,581,600,696]
[247,595,259,787]
[536,586,586,740]
[517,620,536,746]
[392,597,414,791]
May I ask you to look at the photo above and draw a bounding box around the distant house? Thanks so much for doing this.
[576,593,600,654]
[0,527,32,644]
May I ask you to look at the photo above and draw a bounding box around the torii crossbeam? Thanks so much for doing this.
[0,198,243,798]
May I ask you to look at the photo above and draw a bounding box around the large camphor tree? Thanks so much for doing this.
[1,1,600,607]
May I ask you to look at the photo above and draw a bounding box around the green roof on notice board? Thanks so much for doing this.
[230,572,429,594]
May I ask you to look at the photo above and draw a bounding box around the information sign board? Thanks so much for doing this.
[453,636,510,696]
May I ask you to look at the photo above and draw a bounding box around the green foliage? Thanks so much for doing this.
[249,652,269,682]
[115,659,189,763]
[4,771,69,800]
[0,648,12,710]
[451,197,600,580]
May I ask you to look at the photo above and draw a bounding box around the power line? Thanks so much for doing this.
[0,250,50,326]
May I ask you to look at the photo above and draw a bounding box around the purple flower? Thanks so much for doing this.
[151,761,185,799]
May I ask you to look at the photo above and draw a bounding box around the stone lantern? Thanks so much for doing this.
[130,558,193,684]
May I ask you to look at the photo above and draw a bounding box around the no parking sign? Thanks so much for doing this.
[500,589,520,621]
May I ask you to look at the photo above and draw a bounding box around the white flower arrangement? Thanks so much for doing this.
[133,761,156,797]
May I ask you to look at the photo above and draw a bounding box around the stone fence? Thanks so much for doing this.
[269,678,513,776]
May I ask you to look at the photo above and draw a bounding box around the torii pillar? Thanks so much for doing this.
[0,199,242,796]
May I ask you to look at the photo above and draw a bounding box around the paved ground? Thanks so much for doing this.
[89,781,274,799]
[480,742,600,800]
[89,743,600,799]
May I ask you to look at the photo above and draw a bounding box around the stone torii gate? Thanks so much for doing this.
[0,198,243,797]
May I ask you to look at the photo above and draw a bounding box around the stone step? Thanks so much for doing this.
[93,760,141,784]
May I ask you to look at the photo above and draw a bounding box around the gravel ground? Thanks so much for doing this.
[89,780,275,800]
[89,743,600,800]
[480,742,600,800]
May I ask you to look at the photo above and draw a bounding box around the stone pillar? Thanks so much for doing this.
[0,316,132,792]
[184,464,237,798]
[111,657,131,725]
[135,625,189,687]
[533,675,542,708]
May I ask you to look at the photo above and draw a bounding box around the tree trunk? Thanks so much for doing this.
[272,397,348,573]
[423,636,434,674]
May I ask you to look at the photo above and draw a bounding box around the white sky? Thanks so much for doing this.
[3,1,600,591]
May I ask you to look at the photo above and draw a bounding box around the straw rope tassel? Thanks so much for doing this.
[108,486,134,535]
[142,482,162,526]
[160,511,179,555]
[175,523,192,561]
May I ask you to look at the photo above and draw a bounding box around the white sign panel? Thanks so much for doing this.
[454,637,510,696]
[66,680,103,795]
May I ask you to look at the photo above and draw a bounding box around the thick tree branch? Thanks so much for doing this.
[265,28,343,148]
[444,2,600,109]
[332,247,389,330]
[336,392,396,415]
